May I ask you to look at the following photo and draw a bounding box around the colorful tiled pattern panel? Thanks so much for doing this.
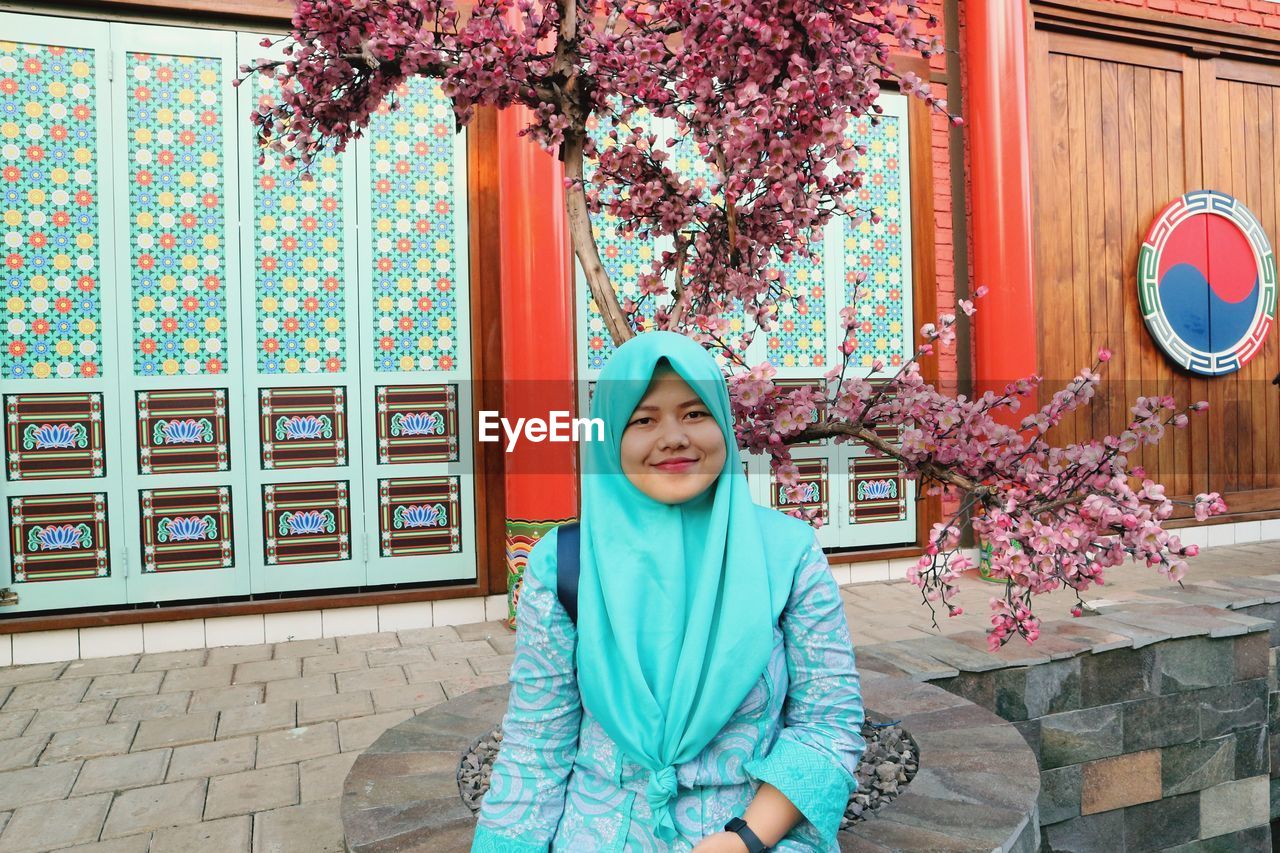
[845,113,908,371]
[378,476,460,557]
[8,491,109,582]
[374,384,458,464]
[366,77,462,373]
[139,485,233,573]
[136,387,230,474]
[1,41,105,380]
[4,392,105,480]
[766,245,829,370]
[771,457,828,526]
[126,52,229,377]
[263,480,350,565]
[850,456,907,524]
[251,74,347,375]
[258,386,347,469]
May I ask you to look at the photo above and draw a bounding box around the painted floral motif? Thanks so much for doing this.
[779,480,820,505]
[389,410,443,436]
[22,421,87,449]
[366,77,461,373]
[393,502,447,529]
[274,414,333,441]
[126,52,228,376]
[28,522,91,550]
[153,417,212,445]
[844,113,907,371]
[279,508,336,536]
[1,41,104,380]
[857,478,897,500]
[156,514,217,542]
[252,75,346,374]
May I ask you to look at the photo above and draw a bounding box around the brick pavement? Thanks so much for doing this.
[0,541,1273,851]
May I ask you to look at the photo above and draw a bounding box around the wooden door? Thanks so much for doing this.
[1031,30,1280,517]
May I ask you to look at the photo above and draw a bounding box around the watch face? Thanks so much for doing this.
[725,817,746,832]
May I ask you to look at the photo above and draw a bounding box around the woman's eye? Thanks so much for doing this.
[686,410,709,420]
[628,417,652,427]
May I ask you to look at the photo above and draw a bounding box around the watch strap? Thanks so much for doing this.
[723,816,770,853]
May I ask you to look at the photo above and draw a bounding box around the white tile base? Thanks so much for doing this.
[263,610,323,644]
[79,624,144,658]
[0,634,10,668]
[321,606,379,638]
[205,614,266,648]
[12,629,78,665]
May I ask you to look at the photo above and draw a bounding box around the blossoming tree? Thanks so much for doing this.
[242,0,1227,649]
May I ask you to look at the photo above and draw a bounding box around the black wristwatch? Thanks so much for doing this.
[724,816,770,853]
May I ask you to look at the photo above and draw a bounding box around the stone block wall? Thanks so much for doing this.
[855,576,1280,851]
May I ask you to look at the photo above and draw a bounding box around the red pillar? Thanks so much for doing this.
[965,0,1038,405]
[496,106,579,628]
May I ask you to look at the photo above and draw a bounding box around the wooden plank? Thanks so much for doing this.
[1243,81,1265,493]
[1117,62,1139,482]
[1161,67,1183,494]
[1134,66,1160,489]
[1084,59,1106,448]
[1065,55,1088,447]
[1045,31,1185,71]
[1265,88,1280,491]
[1182,58,1210,499]
[1099,60,1122,443]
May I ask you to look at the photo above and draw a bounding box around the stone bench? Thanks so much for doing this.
[340,673,1040,852]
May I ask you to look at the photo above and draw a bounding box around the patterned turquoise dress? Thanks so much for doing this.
[472,527,866,852]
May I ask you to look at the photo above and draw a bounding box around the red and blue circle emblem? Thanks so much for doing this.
[1138,190,1276,376]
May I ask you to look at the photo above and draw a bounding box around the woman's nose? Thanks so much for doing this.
[655,420,690,450]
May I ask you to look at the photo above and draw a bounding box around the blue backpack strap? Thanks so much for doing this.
[556,522,581,626]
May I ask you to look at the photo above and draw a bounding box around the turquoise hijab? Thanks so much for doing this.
[577,331,813,841]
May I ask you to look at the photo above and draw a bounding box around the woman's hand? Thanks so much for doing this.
[691,831,750,853]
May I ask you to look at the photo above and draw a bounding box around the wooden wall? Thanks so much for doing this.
[1031,26,1280,519]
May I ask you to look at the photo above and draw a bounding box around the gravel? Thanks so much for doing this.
[458,717,918,830]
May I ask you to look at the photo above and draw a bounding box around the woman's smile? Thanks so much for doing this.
[652,455,698,473]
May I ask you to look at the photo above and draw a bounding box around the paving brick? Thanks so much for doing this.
[335,632,401,653]
[62,833,153,853]
[232,658,300,685]
[84,672,164,702]
[265,674,336,704]
[160,665,233,693]
[1081,749,1161,814]
[42,722,138,764]
[204,645,272,666]
[370,681,446,714]
[298,751,359,802]
[134,650,208,673]
[396,626,459,646]
[188,684,263,713]
[442,671,509,699]
[1041,705,1124,770]
[0,709,34,739]
[301,652,368,676]
[0,762,80,810]
[427,639,498,661]
[0,662,69,687]
[256,722,340,768]
[24,700,115,737]
[251,797,345,853]
[1199,775,1270,838]
[132,712,218,751]
[470,653,516,675]
[402,659,474,684]
[452,620,506,641]
[335,666,406,693]
[166,737,257,782]
[487,633,517,655]
[62,657,141,678]
[100,778,206,839]
[364,646,436,668]
[298,691,373,725]
[204,764,298,819]
[0,733,50,771]
[0,792,112,852]
[1162,735,1235,796]
[150,815,250,853]
[336,710,413,752]
[271,638,336,660]
[1154,637,1235,694]
[3,677,91,711]
[217,701,296,739]
[73,749,170,796]
[110,692,191,723]
[1037,764,1081,825]
[1122,790,1200,849]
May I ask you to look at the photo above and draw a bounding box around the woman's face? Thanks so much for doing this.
[620,365,727,504]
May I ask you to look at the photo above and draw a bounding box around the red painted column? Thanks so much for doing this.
[496,106,579,628]
[965,0,1038,405]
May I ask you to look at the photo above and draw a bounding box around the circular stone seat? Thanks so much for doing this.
[341,670,1040,852]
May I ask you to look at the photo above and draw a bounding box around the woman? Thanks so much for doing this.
[473,331,865,852]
